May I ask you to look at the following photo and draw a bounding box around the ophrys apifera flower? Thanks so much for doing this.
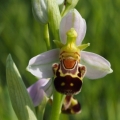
[27,9,112,81]
[27,9,113,113]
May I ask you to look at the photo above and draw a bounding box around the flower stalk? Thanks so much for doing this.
[44,24,51,50]
[47,1,65,119]
[49,90,63,120]
[37,96,48,120]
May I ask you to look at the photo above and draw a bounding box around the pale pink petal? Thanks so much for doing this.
[27,78,53,106]
[59,9,86,45]
[27,79,47,106]
[41,78,53,97]
[27,49,59,78]
[81,51,113,79]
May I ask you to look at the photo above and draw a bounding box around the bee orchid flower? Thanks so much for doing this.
[27,9,112,80]
[27,9,113,111]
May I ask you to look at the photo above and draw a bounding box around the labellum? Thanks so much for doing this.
[52,28,89,96]
[52,57,86,95]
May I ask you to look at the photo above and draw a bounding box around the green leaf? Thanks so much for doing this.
[6,54,37,120]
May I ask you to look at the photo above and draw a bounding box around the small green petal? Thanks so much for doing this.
[6,54,37,120]
[77,43,90,51]
[53,40,64,48]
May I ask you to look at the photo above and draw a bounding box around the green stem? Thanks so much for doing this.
[49,90,64,120]
[47,1,64,120]
[37,97,48,120]
[44,24,51,50]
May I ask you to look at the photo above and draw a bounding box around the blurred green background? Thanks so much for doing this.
[0,0,120,120]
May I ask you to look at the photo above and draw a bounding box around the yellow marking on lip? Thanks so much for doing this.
[70,83,74,86]
[61,82,65,86]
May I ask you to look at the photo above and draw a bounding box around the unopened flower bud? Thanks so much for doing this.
[32,0,48,24]
[56,0,64,5]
